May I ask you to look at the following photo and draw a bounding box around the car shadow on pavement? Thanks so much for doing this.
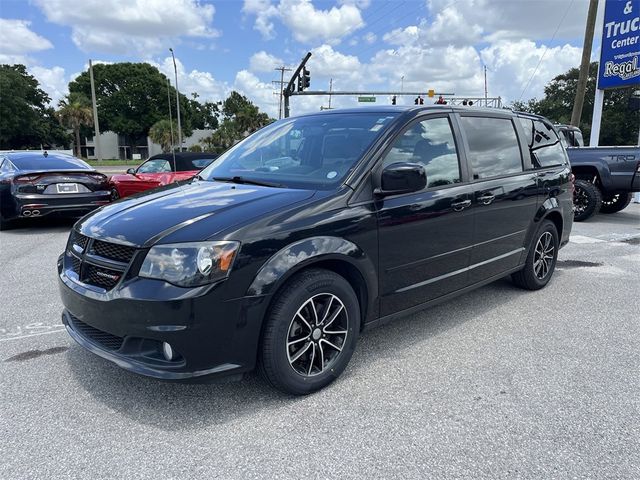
[1,216,76,234]
[66,276,528,431]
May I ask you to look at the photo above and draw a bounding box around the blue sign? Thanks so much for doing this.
[597,0,640,89]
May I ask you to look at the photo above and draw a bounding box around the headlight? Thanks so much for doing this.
[139,241,239,287]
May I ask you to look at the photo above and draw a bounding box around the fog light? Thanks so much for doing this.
[162,342,176,361]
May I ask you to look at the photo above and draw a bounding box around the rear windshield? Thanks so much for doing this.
[9,154,92,171]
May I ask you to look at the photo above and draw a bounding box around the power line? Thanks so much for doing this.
[518,0,574,101]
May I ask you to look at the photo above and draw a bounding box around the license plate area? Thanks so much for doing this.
[56,183,79,194]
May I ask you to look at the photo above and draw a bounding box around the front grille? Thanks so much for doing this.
[70,231,89,252]
[84,264,122,289]
[71,255,82,275]
[69,315,124,351]
[92,240,136,263]
[66,232,137,291]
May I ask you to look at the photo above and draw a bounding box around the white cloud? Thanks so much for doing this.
[481,40,581,101]
[362,32,376,44]
[234,70,279,118]
[0,19,52,63]
[243,0,364,44]
[30,66,69,106]
[243,0,280,40]
[34,0,219,55]
[151,56,231,102]
[249,51,285,72]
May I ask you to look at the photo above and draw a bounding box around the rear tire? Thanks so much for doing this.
[573,179,601,222]
[258,268,360,395]
[512,220,559,290]
[600,192,632,214]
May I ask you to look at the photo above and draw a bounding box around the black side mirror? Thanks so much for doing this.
[126,168,136,175]
[375,162,427,196]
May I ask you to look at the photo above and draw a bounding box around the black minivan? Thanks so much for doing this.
[58,106,573,394]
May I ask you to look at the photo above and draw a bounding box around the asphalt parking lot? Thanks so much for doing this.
[1,206,639,479]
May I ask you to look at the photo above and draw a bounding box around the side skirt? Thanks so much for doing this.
[363,264,525,331]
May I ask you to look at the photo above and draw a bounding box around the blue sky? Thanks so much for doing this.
[0,0,602,117]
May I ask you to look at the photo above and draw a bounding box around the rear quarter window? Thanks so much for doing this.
[518,117,568,168]
[459,116,523,179]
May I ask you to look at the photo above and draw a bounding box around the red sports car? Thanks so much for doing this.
[109,152,217,200]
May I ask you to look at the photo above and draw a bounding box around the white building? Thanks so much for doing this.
[81,129,214,160]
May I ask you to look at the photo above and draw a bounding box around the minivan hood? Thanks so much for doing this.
[77,181,315,246]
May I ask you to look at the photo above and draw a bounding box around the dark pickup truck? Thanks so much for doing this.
[556,125,640,221]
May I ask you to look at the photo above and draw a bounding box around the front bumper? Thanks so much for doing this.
[58,256,269,380]
[15,191,111,218]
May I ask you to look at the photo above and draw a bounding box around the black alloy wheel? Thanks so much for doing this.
[512,220,559,290]
[600,192,632,214]
[286,293,349,377]
[110,188,120,201]
[259,269,360,395]
[573,179,601,222]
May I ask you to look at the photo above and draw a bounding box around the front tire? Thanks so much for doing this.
[600,192,632,214]
[259,269,360,395]
[110,188,120,201]
[573,179,602,222]
[512,220,559,290]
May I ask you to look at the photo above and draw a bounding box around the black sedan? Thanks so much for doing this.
[0,151,110,229]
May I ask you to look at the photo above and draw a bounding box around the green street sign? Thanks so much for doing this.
[358,96,376,103]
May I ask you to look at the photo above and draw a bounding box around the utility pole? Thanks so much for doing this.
[169,48,182,151]
[273,66,292,119]
[571,0,599,127]
[321,79,334,110]
[166,78,176,170]
[89,59,102,161]
[484,65,488,104]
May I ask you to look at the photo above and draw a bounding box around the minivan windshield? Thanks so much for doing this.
[199,112,398,189]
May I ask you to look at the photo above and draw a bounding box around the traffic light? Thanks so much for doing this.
[392,95,397,105]
[419,96,424,105]
[297,68,311,91]
[414,97,419,105]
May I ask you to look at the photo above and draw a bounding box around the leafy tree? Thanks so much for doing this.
[199,91,273,153]
[68,62,194,146]
[511,62,639,145]
[57,92,93,157]
[148,119,178,153]
[0,64,68,149]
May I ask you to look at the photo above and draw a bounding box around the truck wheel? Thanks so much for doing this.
[600,192,632,214]
[512,220,559,290]
[258,269,360,395]
[573,179,601,221]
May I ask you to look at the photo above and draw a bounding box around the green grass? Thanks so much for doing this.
[86,159,140,166]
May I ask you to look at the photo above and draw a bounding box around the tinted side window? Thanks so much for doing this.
[382,117,461,188]
[460,116,522,179]
[518,117,568,168]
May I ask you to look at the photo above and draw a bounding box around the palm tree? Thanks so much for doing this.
[57,93,93,157]
[149,119,178,153]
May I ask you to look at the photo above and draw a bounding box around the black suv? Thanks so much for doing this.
[58,106,573,395]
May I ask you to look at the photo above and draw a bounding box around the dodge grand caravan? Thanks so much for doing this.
[58,106,573,395]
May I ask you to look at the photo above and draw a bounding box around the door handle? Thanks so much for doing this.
[477,194,495,205]
[451,199,471,211]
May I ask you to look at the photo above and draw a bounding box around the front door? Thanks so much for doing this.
[376,114,475,317]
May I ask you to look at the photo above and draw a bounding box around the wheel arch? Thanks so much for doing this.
[247,236,377,328]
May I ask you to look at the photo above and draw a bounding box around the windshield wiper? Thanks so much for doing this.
[211,176,284,188]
